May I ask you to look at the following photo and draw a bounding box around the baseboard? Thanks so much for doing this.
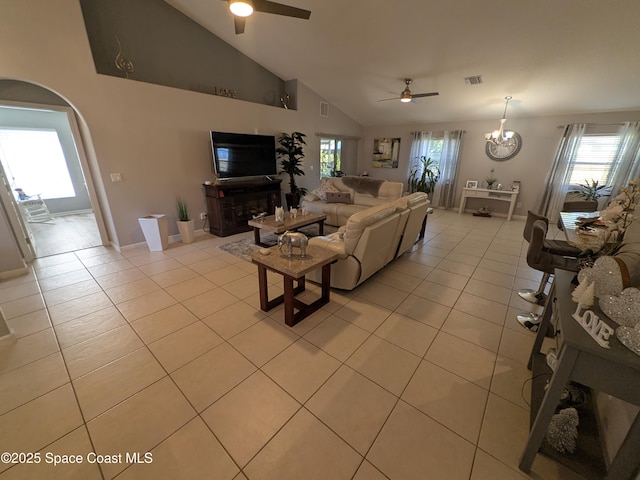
[119,229,210,254]
[0,266,30,281]
[49,209,93,217]
[0,330,17,347]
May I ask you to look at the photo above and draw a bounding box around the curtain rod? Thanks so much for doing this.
[410,129,466,134]
[556,122,626,129]
[315,132,361,141]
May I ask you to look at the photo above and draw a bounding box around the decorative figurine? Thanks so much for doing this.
[278,230,308,257]
[275,206,285,222]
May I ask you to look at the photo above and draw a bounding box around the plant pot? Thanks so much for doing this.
[138,214,169,251]
[285,193,300,210]
[177,219,195,244]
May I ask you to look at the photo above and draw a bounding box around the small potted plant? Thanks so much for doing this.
[485,169,498,189]
[570,179,609,202]
[408,156,440,196]
[176,197,195,244]
[277,131,308,209]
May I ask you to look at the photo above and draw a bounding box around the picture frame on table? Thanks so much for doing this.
[465,180,478,189]
[512,181,520,192]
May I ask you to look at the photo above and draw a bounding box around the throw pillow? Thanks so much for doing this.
[310,178,339,201]
[326,191,352,203]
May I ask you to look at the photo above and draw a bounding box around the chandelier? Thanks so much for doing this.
[485,96,515,145]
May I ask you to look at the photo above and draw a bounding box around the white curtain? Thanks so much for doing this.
[408,131,433,175]
[538,124,586,221]
[408,130,463,209]
[607,122,640,197]
[431,130,463,209]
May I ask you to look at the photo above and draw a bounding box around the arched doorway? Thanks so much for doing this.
[0,81,109,260]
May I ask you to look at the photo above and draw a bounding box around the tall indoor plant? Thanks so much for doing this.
[176,197,195,243]
[408,156,440,196]
[277,131,308,209]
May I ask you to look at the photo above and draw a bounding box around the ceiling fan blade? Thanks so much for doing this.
[253,0,311,19]
[234,16,246,34]
[411,92,439,99]
[378,97,401,102]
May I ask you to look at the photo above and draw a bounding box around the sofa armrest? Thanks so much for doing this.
[303,193,320,202]
[308,234,348,259]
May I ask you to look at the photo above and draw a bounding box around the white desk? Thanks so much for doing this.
[458,187,519,221]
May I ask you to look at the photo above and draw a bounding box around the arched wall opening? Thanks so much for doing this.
[0,79,113,261]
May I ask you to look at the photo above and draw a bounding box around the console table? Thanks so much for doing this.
[458,187,519,220]
[521,270,640,479]
[204,178,282,237]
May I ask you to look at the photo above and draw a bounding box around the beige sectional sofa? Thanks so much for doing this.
[300,176,405,227]
[307,192,430,290]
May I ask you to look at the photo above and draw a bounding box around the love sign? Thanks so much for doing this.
[572,303,615,348]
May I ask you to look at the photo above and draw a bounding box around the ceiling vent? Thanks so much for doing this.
[320,101,329,117]
[464,75,483,85]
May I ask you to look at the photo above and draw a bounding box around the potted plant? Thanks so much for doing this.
[408,156,440,196]
[277,131,308,209]
[485,168,497,189]
[570,179,609,202]
[176,197,195,244]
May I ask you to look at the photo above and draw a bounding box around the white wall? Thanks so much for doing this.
[0,204,25,275]
[362,111,640,216]
[0,0,362,248]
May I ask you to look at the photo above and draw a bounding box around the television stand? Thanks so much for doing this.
[204,178,282,237]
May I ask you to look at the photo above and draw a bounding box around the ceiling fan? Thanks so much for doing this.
[225,0,311,34]
[379,79,439,103]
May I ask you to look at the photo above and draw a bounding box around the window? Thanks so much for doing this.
[408,131,464,208]
[568,134,620,186]
[408,133,444,179]
[423,136,444,166]
[539,122,640,221]
[320,137,342,177]
[0,128,76,199]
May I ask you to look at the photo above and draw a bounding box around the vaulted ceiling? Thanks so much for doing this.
[166,0,640,126]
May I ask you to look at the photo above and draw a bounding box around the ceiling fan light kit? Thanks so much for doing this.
[229,0,254,17]
[225,0,311,34]
[379,78,439,103]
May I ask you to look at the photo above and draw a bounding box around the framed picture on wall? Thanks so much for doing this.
[372,138,400,168]
[465,180,478,188]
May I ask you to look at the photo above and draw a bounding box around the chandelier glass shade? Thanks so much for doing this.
[486,96,515,145]
[229,0,254,17]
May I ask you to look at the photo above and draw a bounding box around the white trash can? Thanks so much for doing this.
[138,214,168,251]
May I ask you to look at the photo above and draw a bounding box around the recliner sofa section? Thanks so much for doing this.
[300,176,404,227]
[306,192,430,290]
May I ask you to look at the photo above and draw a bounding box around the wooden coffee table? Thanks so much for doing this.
[251,245,338,327]
[248,212,327,247]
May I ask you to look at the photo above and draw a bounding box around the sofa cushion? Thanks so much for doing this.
[404,192,430,207]
[310,178,339,201]
[327,177,355,194]
[303,193,320,202]
[343,203,398,254]
[390,196,410,211]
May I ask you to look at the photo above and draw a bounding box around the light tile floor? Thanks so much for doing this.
[0,210,585,480]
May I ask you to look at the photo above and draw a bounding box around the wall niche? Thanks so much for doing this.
[79,0,295,109]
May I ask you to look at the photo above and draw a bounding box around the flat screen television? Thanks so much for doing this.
[210,131,277,179]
